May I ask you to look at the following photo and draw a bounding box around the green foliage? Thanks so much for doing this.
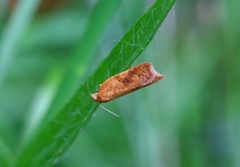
[0,0,175,166]
[1,0,240,167]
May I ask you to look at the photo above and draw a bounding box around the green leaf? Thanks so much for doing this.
[20,0,121,144]
[15,0,175,166]
[0,138,15,167]
[48,0,121,116]
[0,0,40,89]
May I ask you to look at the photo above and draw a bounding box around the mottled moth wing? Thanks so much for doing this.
[92,63,164,102]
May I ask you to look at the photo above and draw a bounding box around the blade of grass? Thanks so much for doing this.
[16,0,175,166]
[0,137,15,167]
[48,0,121,120]
[0,0,40,89]
[21,0,121,146]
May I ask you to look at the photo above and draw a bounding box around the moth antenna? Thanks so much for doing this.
[85,82,120,117]
[98,103,120,117]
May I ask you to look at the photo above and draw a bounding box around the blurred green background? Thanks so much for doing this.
[0,0,240,167]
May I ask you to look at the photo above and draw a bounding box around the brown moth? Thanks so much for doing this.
[90,63,164,103]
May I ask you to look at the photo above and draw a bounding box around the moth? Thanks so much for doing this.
[90,62,164,101]
[87,63,164,117]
